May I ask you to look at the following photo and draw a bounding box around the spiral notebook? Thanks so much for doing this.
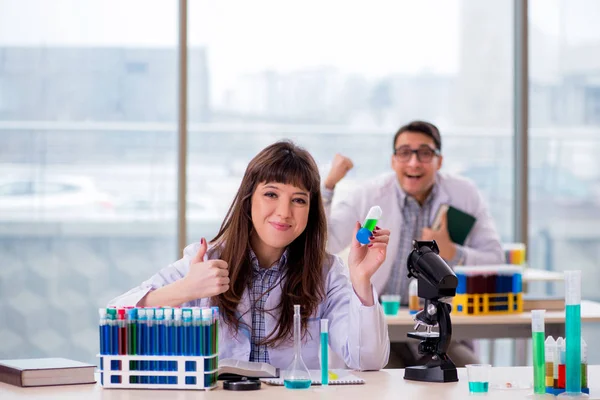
[261,369,364,386]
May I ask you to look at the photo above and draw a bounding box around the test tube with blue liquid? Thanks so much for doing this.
[147,308,157,383]
[356,206,382,244]
[137,308,148,383]
[283,305,311,389]
[320,319,329,386]
[174,308,183,357]
[106,308,120,382]
[202,308,212,356]
[562,270,587,398]
[98,308,108,385]
[155,308,166,383]
[182,309,193,371]
[192,308,202,357]
[164,308,176,382]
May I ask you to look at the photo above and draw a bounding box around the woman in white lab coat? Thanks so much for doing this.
[109,141,390,370]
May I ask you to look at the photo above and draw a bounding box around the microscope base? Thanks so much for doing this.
[404,362,458,383]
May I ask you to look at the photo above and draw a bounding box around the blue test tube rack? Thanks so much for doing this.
[98,306,219,390]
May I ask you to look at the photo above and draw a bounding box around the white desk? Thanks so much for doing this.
[523,268,564,282]
[1,366,597,400]
[387,300,600,366]
[386,299,600,342]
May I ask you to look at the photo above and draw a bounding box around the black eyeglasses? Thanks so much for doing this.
[393,145,440,163]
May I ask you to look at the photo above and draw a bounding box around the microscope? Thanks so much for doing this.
[403,240,459,383]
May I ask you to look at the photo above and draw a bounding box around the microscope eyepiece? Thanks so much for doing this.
[407,240,458,300]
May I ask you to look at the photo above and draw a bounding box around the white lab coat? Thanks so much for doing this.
[324,172,504,295]
[108,242,390,371]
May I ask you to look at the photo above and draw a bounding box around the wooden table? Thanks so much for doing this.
[1,366,597,399]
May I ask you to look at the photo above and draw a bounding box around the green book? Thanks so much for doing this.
[432,204,476,245]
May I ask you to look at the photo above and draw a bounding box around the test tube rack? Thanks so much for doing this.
[98,306,219,390]
[98,354,218,390]
[453,265,523,315]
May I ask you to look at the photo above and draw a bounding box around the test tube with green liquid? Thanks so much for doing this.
[356,206,382,245]
[531,310,545,394]
[565,270,582,395]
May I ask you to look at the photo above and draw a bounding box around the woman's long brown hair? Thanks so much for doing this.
[210,140,327,346]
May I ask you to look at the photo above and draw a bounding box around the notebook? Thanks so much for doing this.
[261,369,364,386]
[218,359,279,379]
[0,358,96,387]
[432,204,476,245]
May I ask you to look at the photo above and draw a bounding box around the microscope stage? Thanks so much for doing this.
[407,331,440,340]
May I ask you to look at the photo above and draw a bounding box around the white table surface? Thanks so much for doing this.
[1,366,597,400]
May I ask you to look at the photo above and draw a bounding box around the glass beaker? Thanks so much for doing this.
[282,305,311,389]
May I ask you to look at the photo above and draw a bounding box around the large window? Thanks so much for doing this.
[187,0,515,244]
[2,0,598,367]
[529,0,600,361]
[0,0,178,363]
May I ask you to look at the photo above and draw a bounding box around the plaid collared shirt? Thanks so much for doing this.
[247,249,287,363]
[383,181,438,301]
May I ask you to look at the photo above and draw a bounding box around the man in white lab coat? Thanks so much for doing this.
[322,120,504,367]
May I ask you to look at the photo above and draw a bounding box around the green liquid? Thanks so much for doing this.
[128,322,137,383]
[363,218,377,231]
[382,301,400,316]
[532,331,545,394]
[469,382,489,393]
[284,379,312,389]
[565,304,582,393]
